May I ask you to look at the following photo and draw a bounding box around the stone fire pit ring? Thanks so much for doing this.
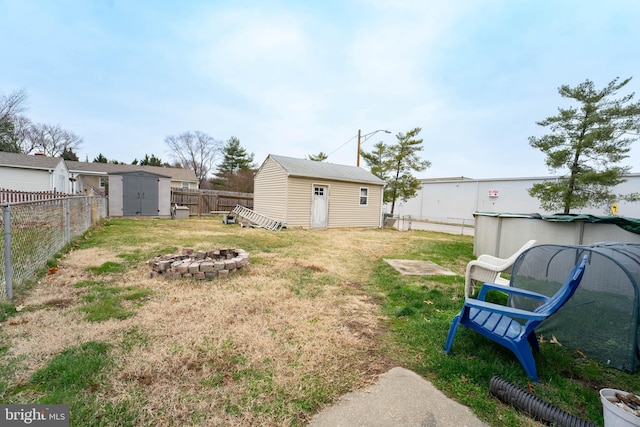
[148,248,249,280]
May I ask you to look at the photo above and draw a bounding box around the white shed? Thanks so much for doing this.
[254,154,385,229]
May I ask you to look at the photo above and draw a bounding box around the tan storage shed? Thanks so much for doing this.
[254,154,385,229]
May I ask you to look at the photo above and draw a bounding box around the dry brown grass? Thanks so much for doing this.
[1,221,458,426]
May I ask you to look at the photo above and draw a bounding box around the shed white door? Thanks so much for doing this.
[311,185,328,228]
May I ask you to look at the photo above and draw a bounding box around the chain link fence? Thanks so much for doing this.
[1,195,108,299]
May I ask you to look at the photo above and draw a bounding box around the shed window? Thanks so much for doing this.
[99,177,107,188]
[359,187,368,206]
[314,187,325,196]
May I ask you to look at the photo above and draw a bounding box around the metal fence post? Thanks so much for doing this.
[3,203,13,299]
[65,198,71,245]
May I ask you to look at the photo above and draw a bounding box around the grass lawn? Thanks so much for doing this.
[0,217,638,426]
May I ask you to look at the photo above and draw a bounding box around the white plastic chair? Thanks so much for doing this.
[464,240,537,298]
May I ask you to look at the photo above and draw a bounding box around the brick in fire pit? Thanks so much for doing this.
[188,262,200,274]
[200,261,214,272]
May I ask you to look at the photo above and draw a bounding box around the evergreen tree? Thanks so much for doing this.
[212,137,256,192]
[217,136,255,173]
[61,146,79,161]
[360,142,389,181]
[93,153,108,163]
[529,77,640,214]
[361,127,431,215]
[137,154,169,166]
[308,152,328,161]
[0,119,21,153]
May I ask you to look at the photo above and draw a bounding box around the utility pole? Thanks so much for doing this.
[356,129,362,167]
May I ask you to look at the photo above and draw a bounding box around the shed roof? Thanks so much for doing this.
[0,152,65,170]
[107,170,171,179]
[267,154,384,185]
[66,161,197,182]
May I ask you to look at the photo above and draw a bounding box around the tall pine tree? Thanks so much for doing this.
[529,77,640,214]
[361,127,431,215]
[212,137,256,192]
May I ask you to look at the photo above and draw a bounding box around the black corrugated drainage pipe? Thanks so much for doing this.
[489,376,597,427]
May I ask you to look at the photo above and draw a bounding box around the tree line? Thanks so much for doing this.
[309,77,640,215]
[0,89,82,158]
[0,89,256,192]
[3,77,640,213]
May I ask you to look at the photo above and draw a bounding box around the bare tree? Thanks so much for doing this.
[13,116,35,153]
[0,89,28,124]
[165,131,222,185]
[0,89,28,152]
[26,122,83,157]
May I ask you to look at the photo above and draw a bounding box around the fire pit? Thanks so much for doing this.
[148,248,249,280]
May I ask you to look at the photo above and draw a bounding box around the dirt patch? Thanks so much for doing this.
[42,298,75,309]
[383,259,458,276]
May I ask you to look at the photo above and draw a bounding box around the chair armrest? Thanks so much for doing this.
[467,259,507,273]
[463,299,548,321]
[477,254,506,266]
[477,283,549,301]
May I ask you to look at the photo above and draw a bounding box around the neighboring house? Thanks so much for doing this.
[66,161,199,194]
[254,154,385,229]
[0,152,71,193]
[394,174,640,223]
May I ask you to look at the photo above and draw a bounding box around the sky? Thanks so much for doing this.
[1,0,640,179]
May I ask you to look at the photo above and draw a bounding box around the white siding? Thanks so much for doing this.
[0,167,52,191]
[108,175,124,217]
[52,161,70,193]
[326,180,382,228]
[286,178,314,228]
[159,177,171,216]
[396,175,640,222]
[286,177,383,228]
[254,157,288,222]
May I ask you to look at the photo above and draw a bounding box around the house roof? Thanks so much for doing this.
[66,161,198,182]
[0,152,66,170]
[107,170,171,178]
[267,154,385,185]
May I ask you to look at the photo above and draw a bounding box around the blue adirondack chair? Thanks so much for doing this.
[444,255,588,382]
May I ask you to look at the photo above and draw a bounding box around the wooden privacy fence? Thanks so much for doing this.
[1,188,68,204]
[170,189,253,216]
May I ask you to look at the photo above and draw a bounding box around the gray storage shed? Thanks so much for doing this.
[108,170,171,217]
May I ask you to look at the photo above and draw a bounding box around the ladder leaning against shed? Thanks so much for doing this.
[231,205,284,231]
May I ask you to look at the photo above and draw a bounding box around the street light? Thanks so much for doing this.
[357,129,391,167]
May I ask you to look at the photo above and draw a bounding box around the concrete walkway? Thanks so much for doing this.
[308,367,488,427]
